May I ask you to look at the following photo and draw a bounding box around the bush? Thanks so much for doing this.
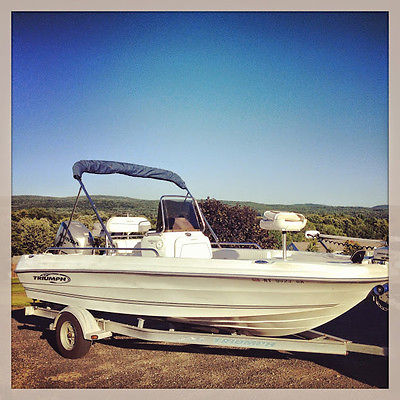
[306,239,319,252]
[199,198,278,249]
[12,217,56,255]
[342,240,363,256]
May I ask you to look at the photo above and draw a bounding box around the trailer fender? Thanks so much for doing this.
[51,306,112,340]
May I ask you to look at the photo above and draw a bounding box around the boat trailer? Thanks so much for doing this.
[24,305,387,359]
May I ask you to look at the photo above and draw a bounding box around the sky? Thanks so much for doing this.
[12,12,388,207]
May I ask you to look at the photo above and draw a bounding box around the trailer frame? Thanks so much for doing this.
[23,305,387,358]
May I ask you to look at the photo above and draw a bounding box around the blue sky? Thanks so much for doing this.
[12,12,388,206]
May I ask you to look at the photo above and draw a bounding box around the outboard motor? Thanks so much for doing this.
[54,221,94,254]
[372,246,389,264]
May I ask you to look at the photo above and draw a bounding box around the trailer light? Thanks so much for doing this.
[91,335,98,340]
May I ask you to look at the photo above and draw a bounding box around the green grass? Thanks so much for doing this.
[11,276,32,307]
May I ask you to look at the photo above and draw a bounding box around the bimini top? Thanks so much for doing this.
[72,160,187,190]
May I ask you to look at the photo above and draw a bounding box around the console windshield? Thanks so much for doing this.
[156,196,201,232]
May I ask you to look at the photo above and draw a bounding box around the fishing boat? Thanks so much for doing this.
[15,160,389,337]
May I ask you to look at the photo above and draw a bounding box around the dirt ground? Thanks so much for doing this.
[11,297,388,389]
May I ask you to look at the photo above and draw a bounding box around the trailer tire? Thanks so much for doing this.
[55,312,91,359]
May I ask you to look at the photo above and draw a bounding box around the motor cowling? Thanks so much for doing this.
[54,221,94,254]
[372,246,389,264]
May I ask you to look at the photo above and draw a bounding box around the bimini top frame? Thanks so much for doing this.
[61,160,220,248]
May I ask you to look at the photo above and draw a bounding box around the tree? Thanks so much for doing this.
[199,198,278,249]
[307,239,319,252]
[12,217,56,255]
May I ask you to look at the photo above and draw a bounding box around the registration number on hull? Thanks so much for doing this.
[252,278,305,284]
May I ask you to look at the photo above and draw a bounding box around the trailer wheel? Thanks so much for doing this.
[55,312,91,359]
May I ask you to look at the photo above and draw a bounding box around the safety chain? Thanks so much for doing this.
[372,294,389,312]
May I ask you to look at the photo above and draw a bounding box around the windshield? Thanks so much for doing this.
[156,196,201,232]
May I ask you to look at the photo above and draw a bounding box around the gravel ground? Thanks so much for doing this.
[11,299,388,389]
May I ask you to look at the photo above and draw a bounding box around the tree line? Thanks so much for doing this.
[11,197,388,256]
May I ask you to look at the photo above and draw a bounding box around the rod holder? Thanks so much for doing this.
[282,230,287,260]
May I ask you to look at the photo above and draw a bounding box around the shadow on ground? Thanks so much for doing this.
[12,308,62,357]
[306,296,388,388]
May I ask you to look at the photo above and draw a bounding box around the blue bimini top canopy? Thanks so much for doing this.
[72,160,188,191]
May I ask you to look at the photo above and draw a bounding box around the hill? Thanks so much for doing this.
[11,195,388,219]
[12,195,160,219]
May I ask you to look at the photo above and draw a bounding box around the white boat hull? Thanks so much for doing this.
[15,253,388,336]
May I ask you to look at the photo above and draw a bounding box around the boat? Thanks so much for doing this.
[15,160,389,337]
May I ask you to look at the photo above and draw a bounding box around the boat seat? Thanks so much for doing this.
[260,210,307,231]
[164,217,197,232]
[172,217,196,231]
